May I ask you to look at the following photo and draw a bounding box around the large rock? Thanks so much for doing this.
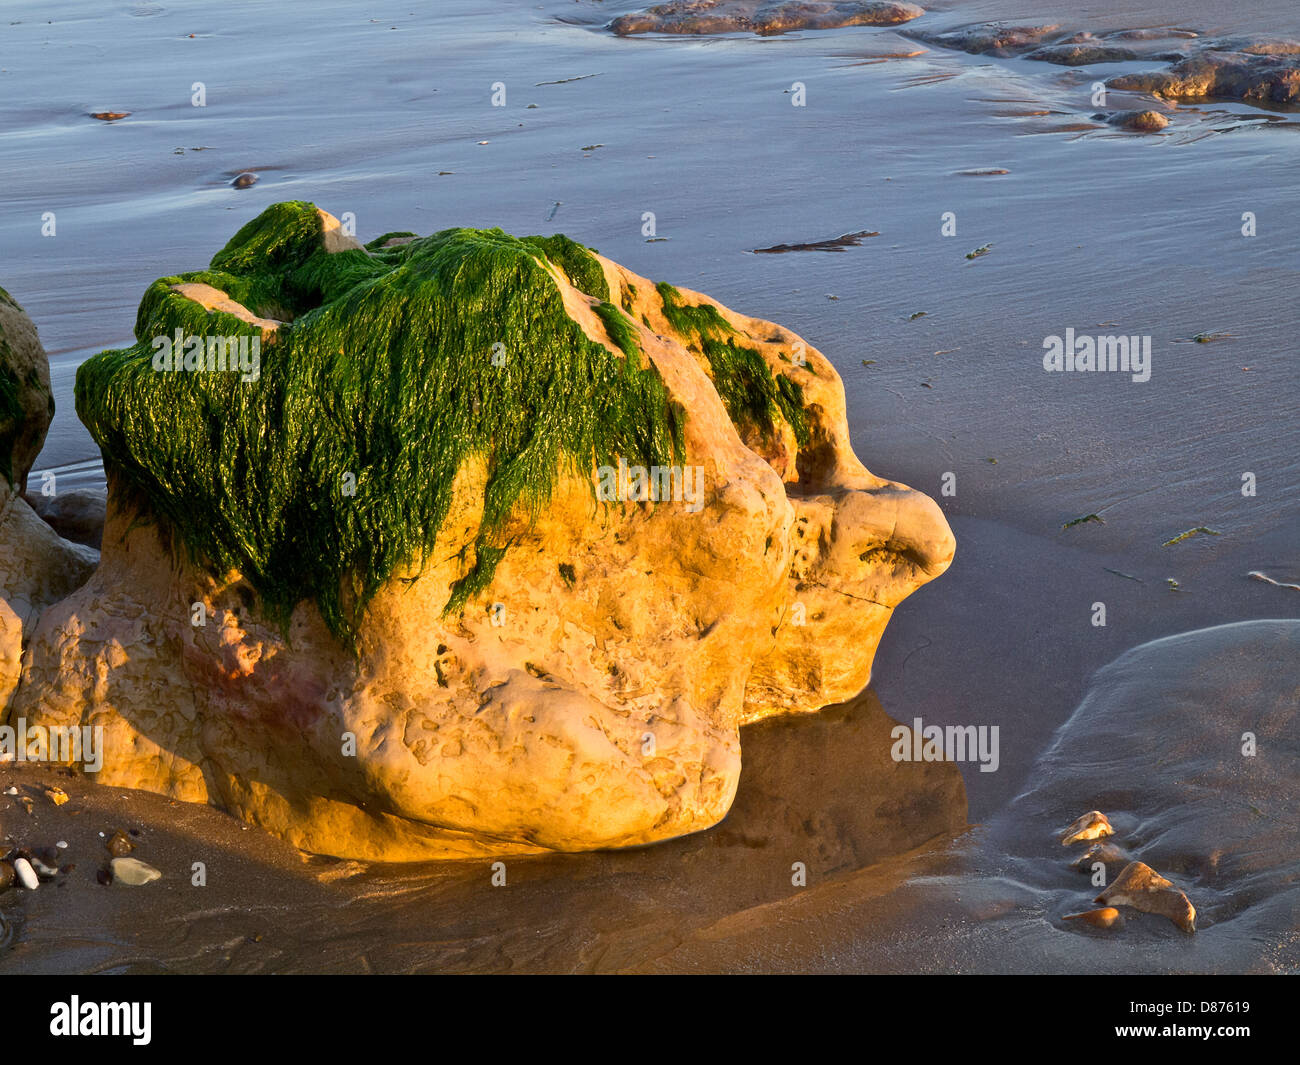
[13,202,954,860]
[0,286,97,716]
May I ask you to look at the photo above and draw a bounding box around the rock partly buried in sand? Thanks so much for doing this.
[13,201,954,861]
[0,285,98,717]
[1072,840,1130,875]
[23,486,107,549]
[1096,861,1197,932]
[1110,50,1300,105]
[908,23,1195,65]
[609,0,923,37]
[905,23,1063,58]
[109,857,161,885]
[1026,42,1140,65]
[1061,810,1114,845]
[1100,110,1170,132]
[1064,906,1124,929]
[909,24,1300,106]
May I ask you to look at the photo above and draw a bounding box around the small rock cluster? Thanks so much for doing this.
[1059,810,1197,933]
[0,784,162,896]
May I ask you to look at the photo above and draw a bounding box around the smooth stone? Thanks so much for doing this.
[106,829,134,857]
[110,857,162,885]
[13,857,38,890]
[1106,109,1169,132]
[30,857,59,878]
[1060,810,1114,845]
[1064,906,1124,929]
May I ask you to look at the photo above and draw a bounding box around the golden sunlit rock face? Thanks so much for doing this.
[1,288,98,716]
[10,209,954,861]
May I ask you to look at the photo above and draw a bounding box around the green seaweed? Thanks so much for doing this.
[1062,512,1105,530]
[656,282,734,340]
[658,282,808,446]
[1,291,52,489]
[365,231,419,250]
[591,301,640,357]
[0,363,23,487]
[76,203,684,649]
[1162,526,1221,547]
[774,373,810,447]
[522,234,610,302]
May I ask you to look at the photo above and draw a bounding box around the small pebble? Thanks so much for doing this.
[110,857,162,886]
[56,841,68,849]
[1064,906,1124,929]
[107,829,135,857]
[13,857,39,890]
[1061,810,1114,845]
[3,786,17,795]
[30,857,59,878]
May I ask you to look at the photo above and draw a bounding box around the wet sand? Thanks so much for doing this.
[1,0,1297,971]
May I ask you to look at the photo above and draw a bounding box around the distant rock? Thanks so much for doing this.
[14,202,955,861]
[908,23,1193,64]
[907,22,1300,107]
[1101,109,1170,132]
[610,0,924,37]
[1110,49,1300,105]
[1026,42,1140,65]
[905,23,1063,57]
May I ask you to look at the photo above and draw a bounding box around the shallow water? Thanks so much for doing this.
[1,0,1297,970]
[651,619,1300,974]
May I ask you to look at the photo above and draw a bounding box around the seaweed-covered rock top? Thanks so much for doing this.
[30,202,955,859]
[76,203,694,645]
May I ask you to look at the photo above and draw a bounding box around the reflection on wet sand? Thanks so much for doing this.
[0,687,966,973]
